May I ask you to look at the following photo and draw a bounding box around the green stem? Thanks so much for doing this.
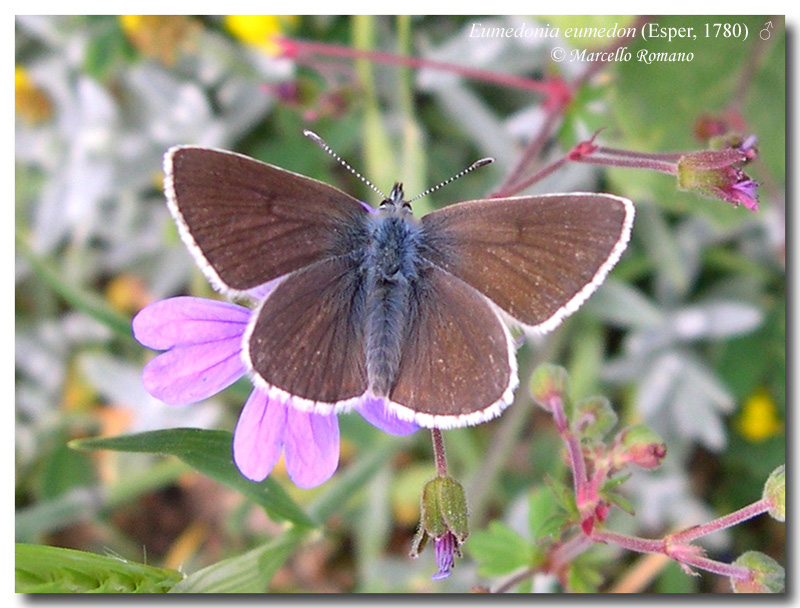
[16,231,132,338]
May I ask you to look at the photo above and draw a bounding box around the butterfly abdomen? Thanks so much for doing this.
[364,212,424,397]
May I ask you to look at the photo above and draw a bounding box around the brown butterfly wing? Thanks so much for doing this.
[245,255,369,409]
[386,263,516,427]
[165,146,370,295]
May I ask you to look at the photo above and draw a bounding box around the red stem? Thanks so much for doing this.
[431,428,448,477]
[492,106,564,197]
[550,395,589,507]
[669,498,772,544]
[575,155,678,174]
[280,37,559,96]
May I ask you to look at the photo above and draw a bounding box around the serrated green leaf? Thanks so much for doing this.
[567,556,604,593]
[529,486,564,543]
[603,490,635,516]
[467,521,533,577]
[535,513,569,547]
[543,474,579,518]
[70,428,314,528]
[15,543,182,593]
[602,472,632,490]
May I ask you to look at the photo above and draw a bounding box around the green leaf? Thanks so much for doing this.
[529,486,564,543]
[467,521,533,577]
[543,474,579,518]
[15,543,182,593]
[603,490,635,516]
[70,428,314,528]
[40,435,96,500]
[169,529,304,593]
[566,554,604,593]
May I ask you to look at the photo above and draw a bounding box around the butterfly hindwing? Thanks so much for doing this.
[385,263,517,428]
[245,255,369,410]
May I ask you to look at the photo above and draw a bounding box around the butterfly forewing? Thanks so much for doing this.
[245,255,369,409]
[419,193,634,333]
[386,264,516,427]
[165,147,370,295]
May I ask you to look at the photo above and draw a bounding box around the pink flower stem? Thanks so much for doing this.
[594,146,685,162]
[431,428,448,477]
[492,154,569,199]
[679,555,751,580]
[591,529,751,580]
[550,533,593,568]
[668,498,772,544]
[550,395,589,507]
[280,37,559,96]
[574,154,678,175]
[491,106,564,197]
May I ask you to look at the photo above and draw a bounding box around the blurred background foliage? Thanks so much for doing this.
[15,15,784,592]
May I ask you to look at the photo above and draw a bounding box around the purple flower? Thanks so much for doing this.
[431,531,459,581]
[410,475,469,580]
[133,296,417,488]
[702,169,760,212]
[677,150,760,212]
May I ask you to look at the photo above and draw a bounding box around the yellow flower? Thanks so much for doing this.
[119,14,144,35]
[119,15,200,64]
[224,15,297,56]
[736,388,783,442]
[15,66,52,124]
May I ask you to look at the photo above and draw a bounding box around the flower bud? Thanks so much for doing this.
[530,364,568,413]
[612,425,667,470]
[731,551,785,593]
[762,465,785,522]
[677,150,759,211]
[410,475,469,580]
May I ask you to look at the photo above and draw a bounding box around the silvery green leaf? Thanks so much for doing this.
[637,205,692,303]
[586,279,665,329]
[127,64,214,145]
[670,301,763,340]
[636,351,683,419]
[637,351,733,450]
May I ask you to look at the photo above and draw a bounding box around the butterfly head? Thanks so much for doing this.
[378,183,413,216]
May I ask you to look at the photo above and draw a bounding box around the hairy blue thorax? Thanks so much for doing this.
[364,183,426,396]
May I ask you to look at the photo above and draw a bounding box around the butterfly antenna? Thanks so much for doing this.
[304,130,386,199]
[407,157,495,203]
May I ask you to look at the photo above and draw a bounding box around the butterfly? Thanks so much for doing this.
[164,134,633,429]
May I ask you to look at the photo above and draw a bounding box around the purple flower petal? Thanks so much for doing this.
[358,396,419,436]
[142,336,246,405]
[133,297,250,350]
[233,389,287,482]
[246,277,283,301]
[283,405,340,488]
[431,532,457,581]
[731,178,760,211]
